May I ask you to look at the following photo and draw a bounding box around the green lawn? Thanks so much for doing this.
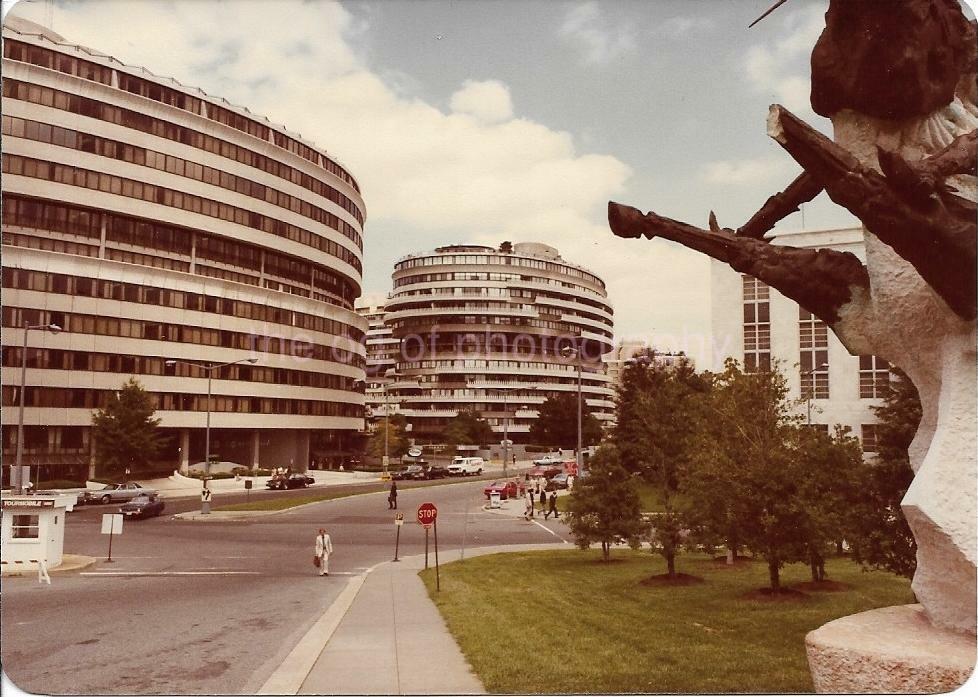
[215,489,358,511]
[420,550,913,693]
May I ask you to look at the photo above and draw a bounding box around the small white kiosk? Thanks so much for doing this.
[1,493,76,577]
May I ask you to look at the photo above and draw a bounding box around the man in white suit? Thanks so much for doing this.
[315,528,333,576]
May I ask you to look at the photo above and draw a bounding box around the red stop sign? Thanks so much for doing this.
[417,502,438,528]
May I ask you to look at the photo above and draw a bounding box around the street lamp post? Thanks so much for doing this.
[801,362,829,426]
[382,368,397,474]
[165,356,258,512]
[15,322,61,494]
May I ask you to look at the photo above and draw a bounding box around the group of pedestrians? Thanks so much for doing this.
[524,485,559,520]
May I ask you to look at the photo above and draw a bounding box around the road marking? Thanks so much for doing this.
[531,519,570,544]
[80,571,261,576]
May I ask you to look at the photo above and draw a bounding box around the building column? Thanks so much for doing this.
[250,431,260,472]
[179,429,190,475]
[295,430,310,472]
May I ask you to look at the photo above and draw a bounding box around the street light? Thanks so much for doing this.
[15,322,61,494]
[801,362,829,426]
[165,356,258,511]
[466,381,536,477]
[560,345,584,477]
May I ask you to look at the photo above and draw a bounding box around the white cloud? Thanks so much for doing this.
[657,15,716,37]
[558,2,636,65]
[742,3,824,114]
[449,80,513,123]
[700,156,794,186]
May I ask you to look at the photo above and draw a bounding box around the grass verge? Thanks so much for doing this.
[213,475,484,512]
[215,489,359,511]
[420,549,912,693]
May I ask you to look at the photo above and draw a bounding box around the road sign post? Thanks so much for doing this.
[244,478,252,504]
[201,486,212,515]
[433,518,440,592]
[100,513,123,562]
[394,512,404,562]
[417,502,437,570]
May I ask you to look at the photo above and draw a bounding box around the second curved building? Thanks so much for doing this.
[384,242,615,443]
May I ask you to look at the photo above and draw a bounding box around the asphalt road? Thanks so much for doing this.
[2,478,569,695]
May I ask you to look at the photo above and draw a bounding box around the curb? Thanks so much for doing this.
[1,554,97,577]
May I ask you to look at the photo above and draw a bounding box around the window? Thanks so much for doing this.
[861,424,878,453]
[799,308,829,398]
[11,514,39,539]
[742,275,771,373]
[859,355,890,398]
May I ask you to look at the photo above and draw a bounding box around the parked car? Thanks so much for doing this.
[119,493,165,519]
[266,473,310,490]
[448,457,484,476]
[547,472,571,490]
[82,482,155,505]
[526,465,562,480]
[533,453,563,466]
[424,465,450,479]
[483,480,519,500]
[393,465,427,480]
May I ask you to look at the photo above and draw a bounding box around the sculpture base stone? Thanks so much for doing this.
[806,604,976,693]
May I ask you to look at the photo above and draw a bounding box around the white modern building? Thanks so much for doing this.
[1,18,367,479]
[382,242,616,443]
[710,226,888,452]
[355,301,402,427]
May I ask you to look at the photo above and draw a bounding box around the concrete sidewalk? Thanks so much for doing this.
[260,543,563,695]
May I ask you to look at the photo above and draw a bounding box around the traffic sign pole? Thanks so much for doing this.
[393,512,404,562]
[425,527,429,570]
[434,519,440,592]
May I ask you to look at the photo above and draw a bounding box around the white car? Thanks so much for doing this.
[533,453,563,466]
[447,457,484,476]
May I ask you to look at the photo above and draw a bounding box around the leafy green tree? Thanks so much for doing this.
[614,353,708,577]
[91,377,163,477]
[528,393,602,450]
[683,360,806,591]
[791,425,864,582]
[440,410,494,447]
[847,368,920,578]
[366,414,409,459]
[564,445,648,561]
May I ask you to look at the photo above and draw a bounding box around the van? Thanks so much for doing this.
[448,457,485,476]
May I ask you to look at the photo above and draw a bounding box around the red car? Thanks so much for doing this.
[483,480,519,500]
[526,465,562,480]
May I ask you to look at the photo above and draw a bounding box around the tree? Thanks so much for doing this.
[564,445,648,561]
[528,393,602,450]
[613,353,708,577]
[366,414,409,460]
[847,368,921,578]
[683,360,806,591]
[91,377,164,477]
[440,410,493,447]
[791,425,864,582]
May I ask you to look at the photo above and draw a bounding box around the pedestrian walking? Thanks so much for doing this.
[537,486,548,515]
[525,489,535,519]
[388,480,398,510]
[315,528,333,576]
[548,491,559,519]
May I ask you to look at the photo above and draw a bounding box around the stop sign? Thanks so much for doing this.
[417,502,438,528]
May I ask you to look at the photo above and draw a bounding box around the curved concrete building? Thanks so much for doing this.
[1,18,367,478]
[384,242,614,442]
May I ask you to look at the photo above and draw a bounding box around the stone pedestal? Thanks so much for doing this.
[806,604,976,693]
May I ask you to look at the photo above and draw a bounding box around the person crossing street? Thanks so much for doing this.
[388,480,398,510]
[315,528,333,576]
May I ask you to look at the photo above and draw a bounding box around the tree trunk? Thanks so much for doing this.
[818,556,826,581]
[602,541,610,562]
[768,558,781,592]
[810,551,820,582]
[666,552,676,578]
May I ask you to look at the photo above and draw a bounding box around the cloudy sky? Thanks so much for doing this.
[7,0,865,362]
